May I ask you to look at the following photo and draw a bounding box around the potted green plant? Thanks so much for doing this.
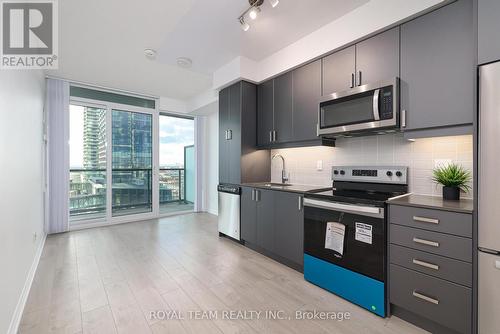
[432,163,471,200]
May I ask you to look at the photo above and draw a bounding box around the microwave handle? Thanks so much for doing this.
[373,89,380,121]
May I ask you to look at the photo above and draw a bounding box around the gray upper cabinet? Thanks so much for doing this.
[478,0,500,64]
[228,83,241,185]
[355,27,400,86]
[292,60,322,142]
[219,81,270,185]
[275,192,304,266]
[400,0,474,132]
[257,80,274,147]
[218,87,230,184]
[322,46,356,95]
[274,72,293,143]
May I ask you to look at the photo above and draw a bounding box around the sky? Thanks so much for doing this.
[69,105,194,168]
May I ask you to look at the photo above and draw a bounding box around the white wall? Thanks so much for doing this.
[271,134,473,198]
[0,71,46,333]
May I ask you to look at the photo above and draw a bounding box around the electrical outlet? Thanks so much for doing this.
[317,160,323,171]
[434,159,452,168]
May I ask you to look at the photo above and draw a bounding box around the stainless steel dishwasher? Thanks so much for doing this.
[217,184,241,240]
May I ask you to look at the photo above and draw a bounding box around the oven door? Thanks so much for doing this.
[317,78,399,136]
[303,198,386,282]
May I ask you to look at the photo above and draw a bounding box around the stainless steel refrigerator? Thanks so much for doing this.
[479,61,500,333]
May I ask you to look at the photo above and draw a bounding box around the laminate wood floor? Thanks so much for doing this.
[18,213,428,334]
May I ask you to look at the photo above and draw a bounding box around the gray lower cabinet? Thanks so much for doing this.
[478,0,500,64]
[274,192,304,265]
[389,204,473,334]
[400,0,474,134]
[240,187,257,244]
[240,188,304,269]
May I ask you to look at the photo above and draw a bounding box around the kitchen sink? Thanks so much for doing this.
[262,183,293,187]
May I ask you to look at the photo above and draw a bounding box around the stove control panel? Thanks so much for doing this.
[332,166,408,184]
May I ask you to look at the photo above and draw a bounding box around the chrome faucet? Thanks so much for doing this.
[272,154,289,184]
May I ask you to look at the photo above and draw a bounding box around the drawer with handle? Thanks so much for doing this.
[390,224,472,262]
[390,264,471,334]
[390,205,472,238]
[390,244,472,287]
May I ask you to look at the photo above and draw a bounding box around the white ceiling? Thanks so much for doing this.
[48,0,368,100]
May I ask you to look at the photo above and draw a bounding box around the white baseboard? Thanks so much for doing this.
[8,233,47,334]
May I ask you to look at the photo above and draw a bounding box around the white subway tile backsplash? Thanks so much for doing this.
[271,134,473,199]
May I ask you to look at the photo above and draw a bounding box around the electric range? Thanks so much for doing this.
[303,166,408,317]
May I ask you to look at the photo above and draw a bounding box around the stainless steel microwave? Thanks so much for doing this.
[317,78,400,137]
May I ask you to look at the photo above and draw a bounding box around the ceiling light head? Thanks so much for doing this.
[269,0,279,8]
[176,57,192,68]
[144,48,157,60]
[239,17,250,31]
[248,6,260,20]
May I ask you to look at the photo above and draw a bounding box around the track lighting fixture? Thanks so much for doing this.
[237,0,278,31]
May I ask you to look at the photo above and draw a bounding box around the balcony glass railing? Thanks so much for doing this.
[69,167,189,219]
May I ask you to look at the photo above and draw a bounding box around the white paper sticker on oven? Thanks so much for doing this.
[325,222,346,255]
[355,222,373,244]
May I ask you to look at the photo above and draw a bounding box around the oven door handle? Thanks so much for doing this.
[304,198,381,215]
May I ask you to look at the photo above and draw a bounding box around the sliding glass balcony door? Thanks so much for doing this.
[69,101,157,225]
[111,109,153,216]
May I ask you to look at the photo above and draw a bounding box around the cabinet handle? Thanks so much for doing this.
[273,130,277,142]
[227,129,232,140]
[350,73,355,88]
[357,71,362,86]
[413,216,439,225]
[401,109,406,128]
[413,237,439,248]
[298,196,302,211]
[412,259,439,271]
[225,130,228,140]
[412,291,439,305]
[256,190,260,202]
[251,189,255,201]
[269,131,273,143]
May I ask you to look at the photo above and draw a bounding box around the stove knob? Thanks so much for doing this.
[333,170,339,175]
[386,171,393,177]
[340,170,345,175]
[396,171,403,177]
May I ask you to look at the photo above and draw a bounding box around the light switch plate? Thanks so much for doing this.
[317,160,323,171]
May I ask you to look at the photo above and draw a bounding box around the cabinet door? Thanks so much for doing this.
[256,189,275,252]
[228,82,241,185]
[401,0,474,131]
[218,87,229,184]
[273,72,293,143]
[241,187,257,244]
[355,27,399,86]
[322,46,355,95]
[292,60,321,141]
[257,80,274,146]
[275,192,304,265]
[478,0,500,64]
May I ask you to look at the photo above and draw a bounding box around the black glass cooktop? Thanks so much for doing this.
[306,183,408,207]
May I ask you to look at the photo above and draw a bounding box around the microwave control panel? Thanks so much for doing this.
[379,86,393,120]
